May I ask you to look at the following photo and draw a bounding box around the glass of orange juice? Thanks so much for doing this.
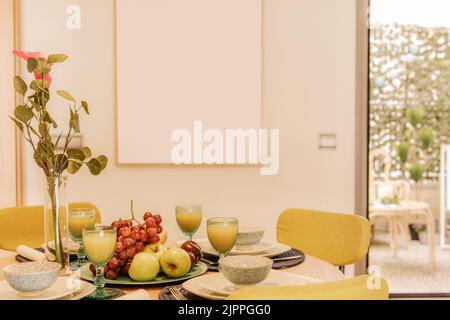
[83,226,119,299]
[68,208,96,266]
[176,204,203,240]
[207,217,238,258]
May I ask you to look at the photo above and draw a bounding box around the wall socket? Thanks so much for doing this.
[318,133,337,149]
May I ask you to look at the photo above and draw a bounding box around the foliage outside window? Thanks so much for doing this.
[370,23,450,184]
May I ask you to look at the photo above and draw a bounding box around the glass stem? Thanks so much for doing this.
[94,266,105,290]
[77,241,86,266]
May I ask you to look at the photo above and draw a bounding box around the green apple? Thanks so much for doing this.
[160,247,192,278]
[144,243,167,261]
[128,252,160,281]
[159,228,168,244]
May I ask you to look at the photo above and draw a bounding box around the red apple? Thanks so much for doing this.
[181,241,202,265]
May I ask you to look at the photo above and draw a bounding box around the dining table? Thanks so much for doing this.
[0,247,345,300]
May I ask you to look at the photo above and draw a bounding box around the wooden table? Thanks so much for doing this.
[370,200,436,271]
[0,254,345,300]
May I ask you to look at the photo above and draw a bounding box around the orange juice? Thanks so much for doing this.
[176,211,202,234]
[207,223,238,254]
[69,212,96,240]
[83,230,116,265]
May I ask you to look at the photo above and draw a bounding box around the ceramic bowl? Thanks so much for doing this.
[2,261,61,296]
[219,255,272,286]
[235,227,265,248]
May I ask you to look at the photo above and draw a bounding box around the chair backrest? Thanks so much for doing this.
[0,202,102,251]
[277,209,370,266]
[226,274,389,300]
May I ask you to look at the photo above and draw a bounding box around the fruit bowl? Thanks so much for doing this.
[80,261,208,285]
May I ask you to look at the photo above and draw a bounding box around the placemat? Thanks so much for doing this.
[201,248,305,271]
[272,248,305,269]
[159,285,206,300]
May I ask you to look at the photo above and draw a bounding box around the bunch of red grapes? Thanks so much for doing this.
[89,212,163,280]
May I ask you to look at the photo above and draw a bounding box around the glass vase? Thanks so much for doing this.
[44,175,70,274]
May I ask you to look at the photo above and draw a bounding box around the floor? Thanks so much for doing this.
[370,231,450,293]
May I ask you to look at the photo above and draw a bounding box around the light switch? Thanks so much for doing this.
[318,133,337,149]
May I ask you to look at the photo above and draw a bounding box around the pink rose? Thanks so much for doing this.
[12,50,53,87]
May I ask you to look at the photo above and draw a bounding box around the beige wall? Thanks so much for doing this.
[20,0,357,242]
[0,0,17,207]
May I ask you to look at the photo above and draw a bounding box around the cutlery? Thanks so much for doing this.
[271,255,304,262]
[201,255,303,266]
[169,286,187,300]
[201,257,219,266]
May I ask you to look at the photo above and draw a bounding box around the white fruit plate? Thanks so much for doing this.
[80,261,208,285]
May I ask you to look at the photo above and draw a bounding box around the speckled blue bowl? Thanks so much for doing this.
[236,227,265,248]
[219,255,273,286]
[3,262,61,296]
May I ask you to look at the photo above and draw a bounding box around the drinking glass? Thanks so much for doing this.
[68,208,96,266]
[176,204,203,240]
[82,226,119,299]
[206,217,238,258]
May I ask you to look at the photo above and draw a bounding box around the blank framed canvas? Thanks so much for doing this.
[116,0,262,164]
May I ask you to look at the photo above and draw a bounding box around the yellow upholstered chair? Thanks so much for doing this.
[277,209,370,267]
[0,203,101,251]
[227,274,389,300]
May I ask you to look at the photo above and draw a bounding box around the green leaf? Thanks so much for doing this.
[42,111,58,128]
[97,155,108,170]
[54,132,64,148]
[69,111,80,133]
[67,149,86,161]
[14,76,27,95]
[35,58,50,75]
[419,128,433,149]
[57,90,75,102]
[87,158,102,175]
[81,101,90,114]
[406,107,425,127]
[409,163,425,183]
[55,154,68,174]
[29,100,43,112]
[47,54,68,64]
[396,142,410,164]
[33,150,46,169]
[67,160,82,174]
[27,58,38,73]
[29,126,40,137]
[30,79,49,92]
[80,147,92,159]
[14,105,34,123]
[9,116,24,133]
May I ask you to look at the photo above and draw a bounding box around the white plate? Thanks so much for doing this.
[0,276,80,300]
[64,281,96,300]
[198,240,291,258]
[183,270,322,300]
